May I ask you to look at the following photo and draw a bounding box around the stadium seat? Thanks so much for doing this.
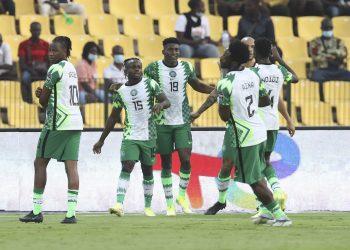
[271,16,294,38]
[227,16,240,37]
[333,16,350,38]
[297,16,323,41]
[84,103,105,128]
[291,80,320,105]
[96,56,112,79]
[88,14,119,37]
[178,0,210,14]
[144,0,176,19]
[13,0,35,16]
[158,15,179,37]
[335,102,350,125]
[109,0,140,18]
[0,16,16,36]
[207,15,223,41]
[2,35,25,61]
[75,0,104,15]
[284,59,307,79]
[0,81,21,107]
[69,35,98,59]
[102,35,135,58]
[323,81,350,105]
[137,36,164,58]
[200,58,220,80]
[19,15,51,36]
[299,101,335,126]
[54,15,85,35]
[277,37,309,61]
[122,15,154,39]
[6,102,42,128]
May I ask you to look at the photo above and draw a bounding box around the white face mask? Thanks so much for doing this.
[322,30,333,38]
[114,54,124,64]
[88,53,97,62]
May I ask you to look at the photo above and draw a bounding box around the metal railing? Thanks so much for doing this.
[0,79,349,129]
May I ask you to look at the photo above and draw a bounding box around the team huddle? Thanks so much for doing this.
[19,35,298,227]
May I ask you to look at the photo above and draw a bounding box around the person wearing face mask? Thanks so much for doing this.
[103,45,127,91]
[175,0,220,58]
[75,41,105,104]
[309,17,350,85]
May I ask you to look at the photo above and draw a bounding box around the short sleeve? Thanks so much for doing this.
[44,64,63,90]
[149,79,162,97]
[175,15,187,33]
[278,65,293,85]
[143,62,156,80]
[182,61,197,81]
[216,78,232,106]
[112,92,123,109]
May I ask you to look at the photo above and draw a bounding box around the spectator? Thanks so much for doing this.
[0,0,15,16]
[0,34,16,80]
[175,0,220,58]
[76,41,104,104]
[289,0,324,17]
[237,0,275,42]
[38,0,85,18]
[309,18,350,84]
[18,22,49,103]
[263,0,289,16]
[103,45,127,91]
[323,0,350,17]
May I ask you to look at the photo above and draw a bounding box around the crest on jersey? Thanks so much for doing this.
[130,89,138,96]
[169,71,177,78]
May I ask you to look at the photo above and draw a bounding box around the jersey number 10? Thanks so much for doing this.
[69,85,79,106]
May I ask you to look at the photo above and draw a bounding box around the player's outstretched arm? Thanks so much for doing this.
[153,92,171,114]
[271,46,299,83]
[93,107,121,154]
[191,88,218,121]
[278,96,295,137]
[188,78,215,94]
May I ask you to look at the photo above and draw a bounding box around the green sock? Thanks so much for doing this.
[217,176,230,204]
[178,170,190,198]
[66,189,78,218]
[116,170,131,204]
[266,201,286,219]
[161,172,173,207]
[33,188,44,215]
[263,165,281,191]
[143,177,154,208]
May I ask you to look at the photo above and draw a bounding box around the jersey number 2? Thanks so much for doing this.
[69,85,79,106]
[245,95,255,118]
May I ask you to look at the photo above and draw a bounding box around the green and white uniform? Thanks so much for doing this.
[113,77,162,165]
[256,64,293,152]
[36,60,83,161]
[217,68,268,184]
[144,60,196,154]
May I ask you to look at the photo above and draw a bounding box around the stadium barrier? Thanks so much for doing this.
[0,79,349,128]
[1,130,350,212]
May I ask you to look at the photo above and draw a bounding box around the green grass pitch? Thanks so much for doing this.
[1,212,350,250]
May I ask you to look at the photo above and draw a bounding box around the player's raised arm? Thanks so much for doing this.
[278,96,295,137]
[271,45,299,83]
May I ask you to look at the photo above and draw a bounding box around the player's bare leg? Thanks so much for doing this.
[141,163,155,217]
[61,160,79,224]
[160,154,176,216]
[205,158,232,215]
[110,161,135,217]
[176,148,193,214]
[251,179,292,226]
[19,158,50,223]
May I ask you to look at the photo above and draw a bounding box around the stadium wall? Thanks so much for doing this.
[1,130,350,212]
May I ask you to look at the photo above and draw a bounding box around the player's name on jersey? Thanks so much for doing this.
[68,72,77,79]
[242,81,255,90]
[261,76,279,84]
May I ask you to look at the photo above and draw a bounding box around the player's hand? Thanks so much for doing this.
[35,87,43,98]
[109,83,123,93]
[271,45,282,62]
[152,103,163,114]
[191,111,200,121]
[93,141,104,154]
[287,121,295,137]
